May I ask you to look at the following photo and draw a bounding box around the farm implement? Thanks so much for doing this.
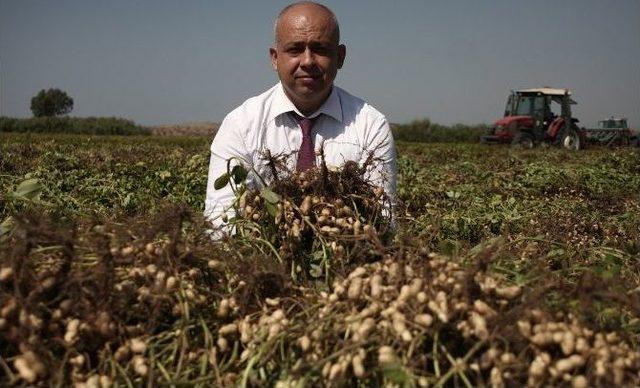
[583,117,639,147]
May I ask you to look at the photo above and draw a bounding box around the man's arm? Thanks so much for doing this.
[204,112,252,231]
[362,115,397,200]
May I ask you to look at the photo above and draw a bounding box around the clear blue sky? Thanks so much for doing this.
[1,0,638,127]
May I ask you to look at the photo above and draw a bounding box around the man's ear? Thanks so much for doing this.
[337,44,346,69]
[269,47,278,71]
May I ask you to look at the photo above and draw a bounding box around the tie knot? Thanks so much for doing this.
[290,112,316,135]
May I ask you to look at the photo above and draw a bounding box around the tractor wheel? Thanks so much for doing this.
[512,132,535,149]
[559,127,582,150]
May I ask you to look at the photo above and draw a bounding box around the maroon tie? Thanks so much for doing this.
[291,113,317,171]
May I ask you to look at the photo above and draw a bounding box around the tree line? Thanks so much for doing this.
[0,88,148,135]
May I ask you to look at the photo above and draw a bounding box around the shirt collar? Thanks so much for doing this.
[270,82,343,124]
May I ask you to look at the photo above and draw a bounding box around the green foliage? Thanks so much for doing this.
[30,88,74,117]
[0,116,150,135]
[392,118,487,143]
[397,143,640,252]
[0,134,206,220]
[11,178,43,201]
[3,135,638,258]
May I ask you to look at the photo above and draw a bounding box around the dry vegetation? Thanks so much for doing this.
[147,122,219,137]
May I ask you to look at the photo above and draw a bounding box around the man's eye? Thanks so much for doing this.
[286,46,304,54]
[311,45,332,55]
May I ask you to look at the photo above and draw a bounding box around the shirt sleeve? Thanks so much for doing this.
[204,111,252,233]
[361,114,397,200]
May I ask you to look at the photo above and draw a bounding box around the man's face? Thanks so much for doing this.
[270,7,346,114]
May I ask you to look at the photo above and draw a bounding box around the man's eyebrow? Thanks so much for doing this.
[309,41,331,47]
[283,40,332,48]
[281,43,304,51]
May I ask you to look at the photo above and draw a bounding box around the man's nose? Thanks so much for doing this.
[300,47,315,67]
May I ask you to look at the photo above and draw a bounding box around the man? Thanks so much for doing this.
[204,1,396,231]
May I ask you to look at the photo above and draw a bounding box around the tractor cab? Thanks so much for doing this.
[507,89,572,118]
[503,88,576,139]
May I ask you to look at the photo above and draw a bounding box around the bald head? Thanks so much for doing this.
[269,1,346,115]
[274,2,340,46]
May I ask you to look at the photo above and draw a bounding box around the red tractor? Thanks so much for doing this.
[481,88,586,150]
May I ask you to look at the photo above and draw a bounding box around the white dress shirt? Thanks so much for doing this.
[204,82,397,228]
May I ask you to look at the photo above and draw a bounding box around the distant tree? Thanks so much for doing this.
[30,88,74,117]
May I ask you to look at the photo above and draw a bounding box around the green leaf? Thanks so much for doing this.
[13,178,43,201]
[382,365,412,386]
[123,193,133,207]
[546,248,565,258]
[0,217,14,236]
[438,239,459,256]
[265,201,277,217]
[231,164,248,184]
[309,264,323,278]
[260,187,281,204]
[158,170,171,180]
[214,173,230,190]
[311,250,325,262]
[445,190,461,200]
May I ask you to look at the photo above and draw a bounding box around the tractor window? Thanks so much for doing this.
[532,97,545,118]
[549,99,561,118]
[515,96,534,116]
[504,95,514,116]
